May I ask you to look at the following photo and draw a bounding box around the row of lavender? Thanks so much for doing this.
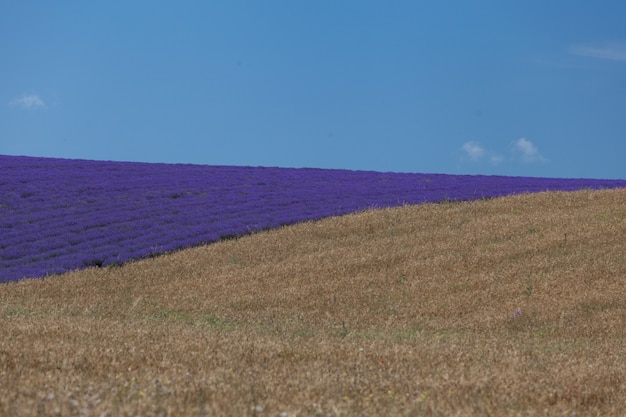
[2,155,625,283]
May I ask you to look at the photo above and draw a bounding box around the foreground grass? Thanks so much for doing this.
[1,188,625,416]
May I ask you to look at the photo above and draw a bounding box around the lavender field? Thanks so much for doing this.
[1,154,625,283]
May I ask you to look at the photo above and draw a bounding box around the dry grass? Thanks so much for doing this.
[1,188,625,416]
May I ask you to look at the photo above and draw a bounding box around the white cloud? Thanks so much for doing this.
[10,94,46,110]
[461,141,503,165]
[461,138,547,166]
[512,138,546,163]
[489,154,505,165]
[461,141,485,161]
[569,42,626,63]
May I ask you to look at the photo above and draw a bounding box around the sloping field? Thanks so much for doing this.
[2,154,626,283]
[1,188,625,416]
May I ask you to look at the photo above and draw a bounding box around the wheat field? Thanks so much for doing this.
[1,188,625,416]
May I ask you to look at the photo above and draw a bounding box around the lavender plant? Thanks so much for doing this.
[2,155,625,283]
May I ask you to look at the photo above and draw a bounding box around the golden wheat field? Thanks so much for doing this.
[1,188,625,416]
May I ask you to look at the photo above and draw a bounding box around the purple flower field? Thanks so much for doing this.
[1,154,625,283]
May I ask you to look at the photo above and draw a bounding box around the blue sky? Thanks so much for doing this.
[2,2,625,179]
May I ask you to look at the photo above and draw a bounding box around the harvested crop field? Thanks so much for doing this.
[3,154,625,283]
[1,187,625,416]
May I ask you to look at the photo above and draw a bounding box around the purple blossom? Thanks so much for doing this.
[1,155,625,283]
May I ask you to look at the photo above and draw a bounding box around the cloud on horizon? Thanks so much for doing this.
[460,141,503,165]
[512,138,547,163]
[569,42,626,63]
[461,141,485,161]
[10,94,47,110]
[461,138,546,165]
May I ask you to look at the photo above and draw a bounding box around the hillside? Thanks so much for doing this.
[3,154,626,283]
[1,188,625,416]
